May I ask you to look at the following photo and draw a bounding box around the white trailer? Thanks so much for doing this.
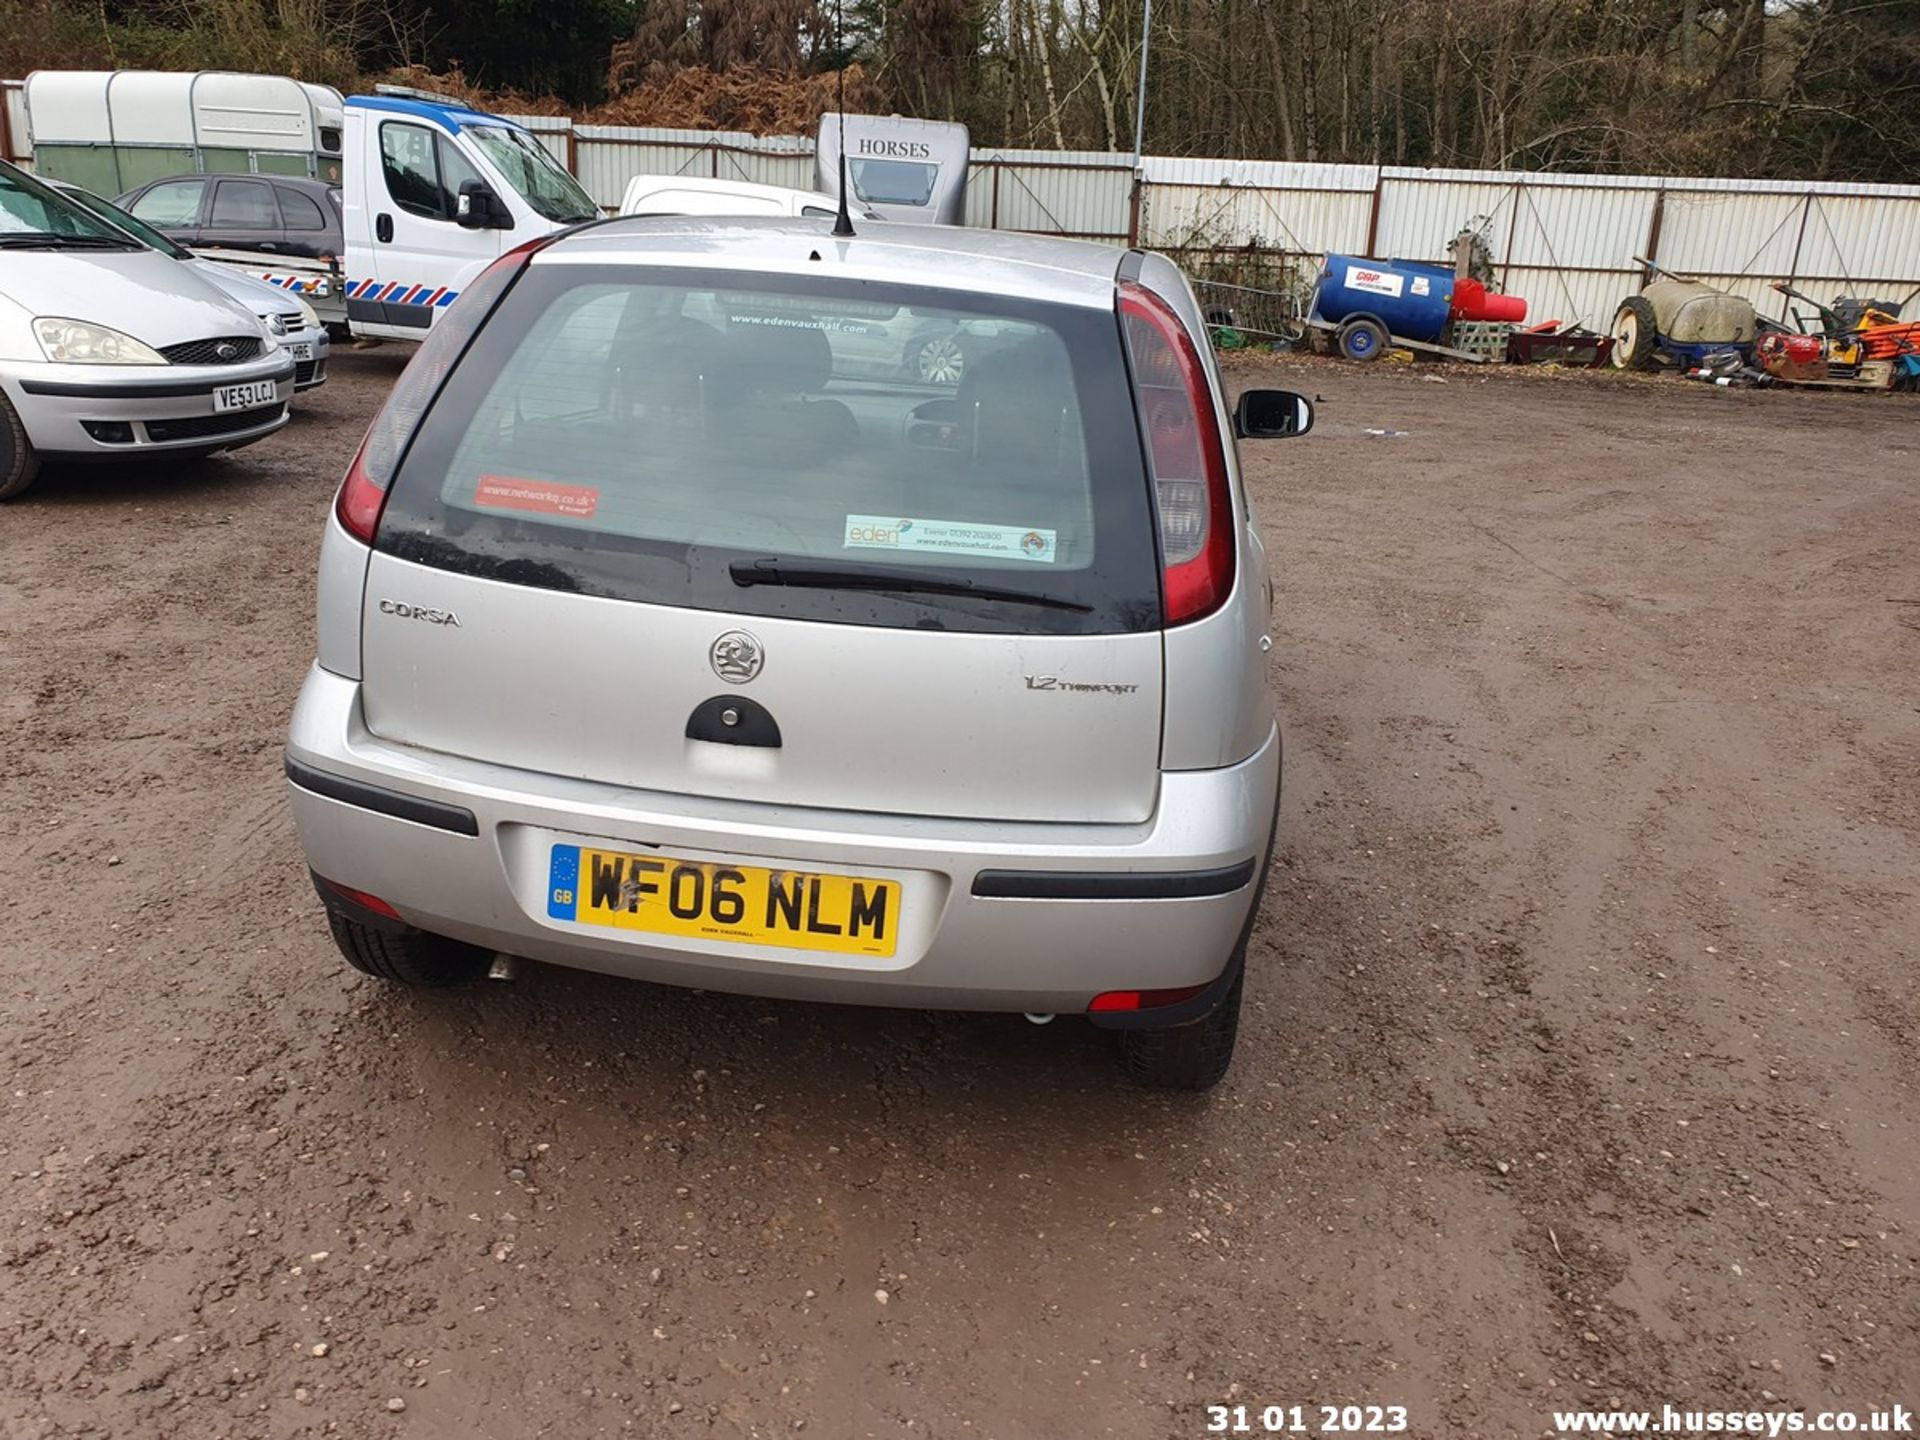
[815,113,969,225]
[23,70,345,195]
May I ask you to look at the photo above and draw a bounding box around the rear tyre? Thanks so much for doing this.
[0,393,42,501]
[1119,969,1244,1092]
[325,910,490,987]
[1609,296,1657,370]
[1336,317,1388,363]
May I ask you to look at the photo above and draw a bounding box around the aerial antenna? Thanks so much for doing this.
[831,0,856,237]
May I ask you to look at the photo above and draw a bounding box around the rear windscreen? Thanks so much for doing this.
[377,264,1160,635]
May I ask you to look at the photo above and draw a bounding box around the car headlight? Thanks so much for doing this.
[294,296,321,331]
[33,318,167,366]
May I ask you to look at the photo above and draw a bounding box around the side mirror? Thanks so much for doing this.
[1234,388,1314,439]
[456,180,512,230]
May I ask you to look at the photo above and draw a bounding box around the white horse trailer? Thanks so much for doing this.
[815,113,968,225]
[23,70,345,195]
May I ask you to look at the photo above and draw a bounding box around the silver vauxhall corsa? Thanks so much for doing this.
[285,218,1313,1088]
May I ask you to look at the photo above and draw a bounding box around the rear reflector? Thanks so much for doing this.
[317,877,401,920]
[1088,983,1209,1013]
[334,235,554,544]
[1119,282,1235,626]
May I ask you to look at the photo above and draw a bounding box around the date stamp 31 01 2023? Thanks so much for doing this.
[1204,1404,1412,1435]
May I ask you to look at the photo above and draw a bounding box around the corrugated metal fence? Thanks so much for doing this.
[512,117,1920,326]
[1142,157,1920,328]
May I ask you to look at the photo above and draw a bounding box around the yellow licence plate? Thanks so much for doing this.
[546,844,900,958]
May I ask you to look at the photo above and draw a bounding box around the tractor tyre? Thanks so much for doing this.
[1610,297,1657,370]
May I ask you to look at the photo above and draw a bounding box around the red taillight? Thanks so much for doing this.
[1088,983,1209,1013]
[318,877,400,920]
[333,235,554,544]
[335,443,388,543]
[1119,282,1235,625]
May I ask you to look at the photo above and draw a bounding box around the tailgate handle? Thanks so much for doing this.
[686,696,781,748]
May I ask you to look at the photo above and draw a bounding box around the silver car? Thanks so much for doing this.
[284,218,1313,1088]
[0,162,293,500]
[47,180,331,393]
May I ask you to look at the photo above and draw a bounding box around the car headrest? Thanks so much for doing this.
[614,314,725,411]
[956,341,1073,462]
[719,322,834,395]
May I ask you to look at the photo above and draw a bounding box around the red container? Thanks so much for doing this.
[1759,333,1824,364]
[1451,277,1528,324]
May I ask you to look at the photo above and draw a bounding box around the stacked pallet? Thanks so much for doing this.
[1449,322,1517,362]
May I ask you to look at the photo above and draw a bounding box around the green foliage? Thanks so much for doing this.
[2,0,363,88]
[1,0,630,105]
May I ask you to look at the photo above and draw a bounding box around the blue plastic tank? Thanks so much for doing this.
[1314,255,1454,343]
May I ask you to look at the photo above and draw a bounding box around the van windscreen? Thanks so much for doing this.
[376,264,1160,636]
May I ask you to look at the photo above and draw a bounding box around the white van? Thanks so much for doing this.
[339,93,598,339]
[21,74,599,341]
[619,175,859,220]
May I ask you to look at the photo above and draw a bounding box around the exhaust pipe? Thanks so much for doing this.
[1023,1012,1055,1025]
[487,954,518,982]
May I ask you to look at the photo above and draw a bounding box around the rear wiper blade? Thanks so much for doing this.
[729,558,1092,613]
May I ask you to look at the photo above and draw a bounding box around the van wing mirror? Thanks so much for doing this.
[456,180,512,230]
[1234,388,1314,439]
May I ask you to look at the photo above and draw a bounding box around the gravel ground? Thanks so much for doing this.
[1,351,1915,1439]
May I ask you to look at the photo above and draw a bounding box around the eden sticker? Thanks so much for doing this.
[844,515,1058,563]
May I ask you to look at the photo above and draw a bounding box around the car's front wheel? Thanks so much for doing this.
[1118,968,1244,1091]
[0,393,43,501]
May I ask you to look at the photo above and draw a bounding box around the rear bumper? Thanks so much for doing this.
[285,664,1281,1015]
